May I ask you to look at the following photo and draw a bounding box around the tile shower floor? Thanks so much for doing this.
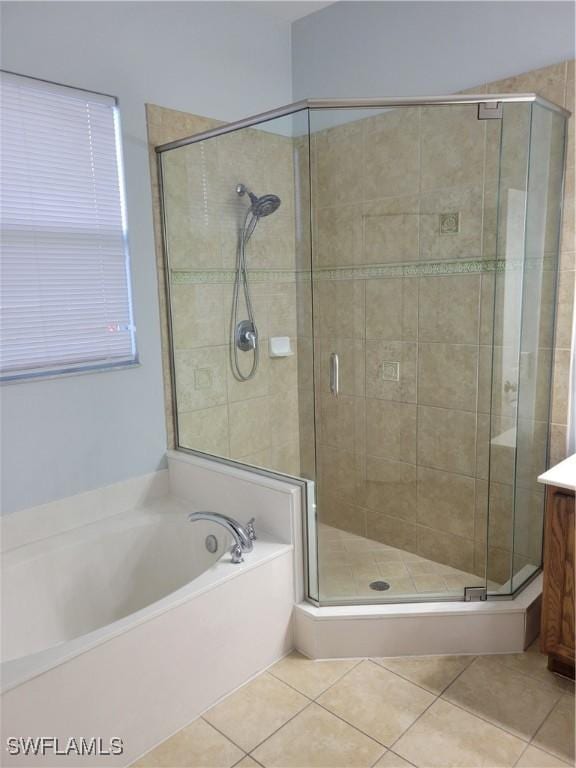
[317,524,494,600]
[133,641,574,768]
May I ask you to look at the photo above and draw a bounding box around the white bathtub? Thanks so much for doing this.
[3,499,241,671]
[1,453,302,766]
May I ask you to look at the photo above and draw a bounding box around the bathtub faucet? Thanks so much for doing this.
[187,511,255,564]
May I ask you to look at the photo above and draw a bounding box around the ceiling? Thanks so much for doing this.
[239,1,335,23]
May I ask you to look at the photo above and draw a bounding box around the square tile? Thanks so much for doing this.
[416,525,475,574]
[252,702,384,767]
[418,275,480,344]
[417,467,475,539]
[411,573,449,593]
[314,120,363,207]
[318,660,434,746]
[316,203,363,267]
[234,758,260,767]
[443,656,561,740]
[315,279,365,340]
[366,341,417,403]
[394,698,525,767]
[419,186,483,260]
[366,510,417,554]
[490,641,574,695]
[374,654,474,695]
[515,745,572,767]
[417,343,478,412]
[204,673,308,752]
[317,445,364,505]
[171,284,227,350]
[318,491,366,538]
[366,399,417,463]
[269,652,359,699]
[420,105,485,191]
[362,196,420,263]
[364,108,420,199]
[366,278,418,341]
[229,397,271,458]
[374,751,416,767]
[317,394,365,452]
[417,405,476,476]
[175,347,228,411]
[132,717,243,768]
[178,405,229,456]
[365,456,417,521]
[533,694,575,764]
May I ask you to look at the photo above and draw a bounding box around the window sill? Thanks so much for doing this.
[1,359,141,386]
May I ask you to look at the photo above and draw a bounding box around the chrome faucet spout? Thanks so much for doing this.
[188,511,254,564]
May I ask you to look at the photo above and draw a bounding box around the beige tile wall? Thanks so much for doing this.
[147,60,574,590]
[147,105,302,475]
[312,60,574,585]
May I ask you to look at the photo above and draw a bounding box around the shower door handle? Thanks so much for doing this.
[329,352,339,397]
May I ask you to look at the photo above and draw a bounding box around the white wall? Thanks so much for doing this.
[292,1,575,99]
[0,1,293,515]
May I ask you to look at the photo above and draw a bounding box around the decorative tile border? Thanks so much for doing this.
[171,255,556,285]
[171,268,298,285]
[315,259,503,280]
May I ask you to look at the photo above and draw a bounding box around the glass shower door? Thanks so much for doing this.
[486,101,567,596]
[308,103,504,603]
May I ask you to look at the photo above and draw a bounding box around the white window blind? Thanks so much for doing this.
[0,72,137,381]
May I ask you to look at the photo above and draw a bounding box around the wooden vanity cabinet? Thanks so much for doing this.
[540,484,575,679]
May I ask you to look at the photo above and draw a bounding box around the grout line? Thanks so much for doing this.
[528,695,574,764]
[200,716,252,756]
[266,656,363,702]
[482,654,573,697]
[435,693,533,746]
[313,695,396,751]
[188,650,571,767]
[512,741,531,768]
[230,753,253,768]
[371,654,477,697]
[245,700,316,758]
[386,748,418,767]
[366,657,442,698]
[386,650,483,752]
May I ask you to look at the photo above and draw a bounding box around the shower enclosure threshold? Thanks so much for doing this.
[295,575,542,659]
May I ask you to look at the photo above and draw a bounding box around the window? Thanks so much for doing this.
[0,72,137,382]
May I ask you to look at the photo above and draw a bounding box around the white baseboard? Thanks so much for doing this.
[295,576,542,658]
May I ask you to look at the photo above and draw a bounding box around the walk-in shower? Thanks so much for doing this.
[156,93,569,608]
[231,183,281,381]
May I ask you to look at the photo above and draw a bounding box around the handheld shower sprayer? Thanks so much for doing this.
[230,183,281,382]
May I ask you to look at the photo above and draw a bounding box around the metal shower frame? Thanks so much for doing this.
[155,93,569,154]
[155,92,570,607]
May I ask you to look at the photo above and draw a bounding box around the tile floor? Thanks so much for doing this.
[133,640,575,768]
[317,524,499,601]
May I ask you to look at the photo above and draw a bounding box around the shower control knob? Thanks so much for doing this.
[235,320,258,352]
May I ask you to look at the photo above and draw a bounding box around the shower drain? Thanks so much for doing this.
[369,580,391,591]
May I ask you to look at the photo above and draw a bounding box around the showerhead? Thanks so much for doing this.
[250,192,281,218]
[236,183,281,218]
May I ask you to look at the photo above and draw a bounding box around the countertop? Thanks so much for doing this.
[538,454,576,492]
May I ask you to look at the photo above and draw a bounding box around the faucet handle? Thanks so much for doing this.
[230,544,244,564]
[246,517,257,541]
